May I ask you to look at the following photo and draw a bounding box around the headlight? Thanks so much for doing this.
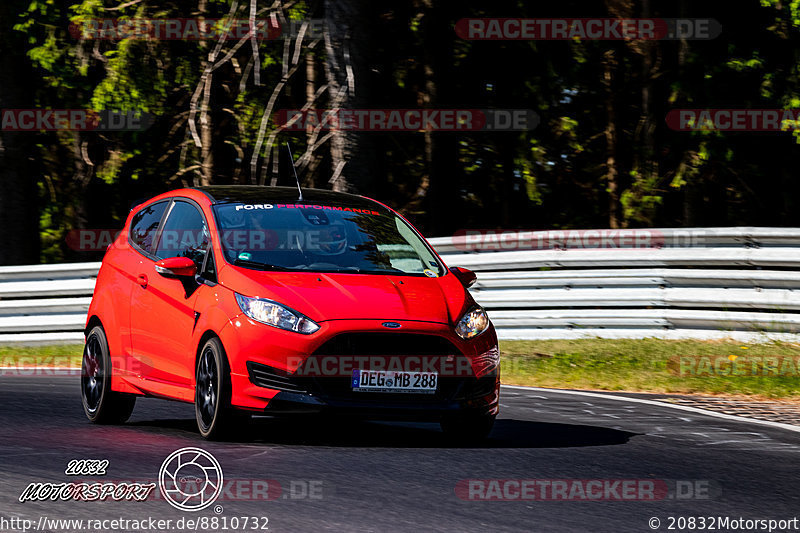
[455,306,490,340]
[235,293,320,334]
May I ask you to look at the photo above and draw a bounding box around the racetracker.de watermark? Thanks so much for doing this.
[0,354,152,377]
[455,18,721,41]
[455,479,717,501]
[666,109,800,131]
[67,228,372,252]
[668,355,800,377]
[275,109,539,132]
[1,109,154,132]
[284,351,499,378]
[68,18,324,40]
[448,229,711,251]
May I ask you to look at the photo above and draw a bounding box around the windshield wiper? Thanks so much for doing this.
[232,259,292,272]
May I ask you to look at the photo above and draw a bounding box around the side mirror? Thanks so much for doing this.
[450,266,477,288]
[154,256,197,278]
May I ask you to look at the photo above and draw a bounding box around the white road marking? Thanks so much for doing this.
[502,385,800,434]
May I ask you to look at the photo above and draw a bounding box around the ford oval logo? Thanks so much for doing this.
[382,322,402,329]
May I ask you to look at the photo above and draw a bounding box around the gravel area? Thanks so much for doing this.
[545,388,800,427]
[656,395,800,426]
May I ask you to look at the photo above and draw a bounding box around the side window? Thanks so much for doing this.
[129,201,168,255]
[155,201,210,267]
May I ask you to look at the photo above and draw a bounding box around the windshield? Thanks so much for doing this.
[212,203,444,276]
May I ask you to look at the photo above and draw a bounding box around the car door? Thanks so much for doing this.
[122,200,170,377]
[129,198,210,392]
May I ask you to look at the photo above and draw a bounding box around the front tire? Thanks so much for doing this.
[81,325,136,424]
[440,413,496,442]
[195,337,244,439]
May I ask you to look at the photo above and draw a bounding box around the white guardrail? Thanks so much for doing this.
[2,227,800,343]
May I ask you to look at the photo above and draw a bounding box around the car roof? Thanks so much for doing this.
[191,185,388,212]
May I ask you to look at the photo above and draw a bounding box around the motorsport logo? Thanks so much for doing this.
[18,448,320,507]
[17,448,221,509]
[19,469,156,503]
[159,447,223,512]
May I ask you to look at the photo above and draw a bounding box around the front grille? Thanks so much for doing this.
[312,332,461,357]
[246,362,307,393]
[306,333,469,402]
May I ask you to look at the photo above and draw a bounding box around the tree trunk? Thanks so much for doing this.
[422,0,460,236]
[198,0,213,186]
[603,49,621,229]
[323,0,375,194]
[199,74,214,186]
[304,51,322,187]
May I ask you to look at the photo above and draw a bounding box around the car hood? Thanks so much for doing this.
[219,266,470,324]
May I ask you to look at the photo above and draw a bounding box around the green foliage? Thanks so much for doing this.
[10,0,800,263]
[620,170,663,226]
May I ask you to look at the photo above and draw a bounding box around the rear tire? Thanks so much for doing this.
[440,413,496,442]
[81,325,136,424]
[195,337,246,440]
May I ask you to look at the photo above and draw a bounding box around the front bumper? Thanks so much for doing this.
[219,316,500,419]
[256,369,500,421]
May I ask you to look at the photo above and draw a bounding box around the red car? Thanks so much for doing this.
[81,186,500,439]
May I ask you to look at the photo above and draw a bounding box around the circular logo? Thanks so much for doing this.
[159,447,223,512]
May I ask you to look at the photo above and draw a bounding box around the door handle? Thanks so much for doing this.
[137,274,148,288]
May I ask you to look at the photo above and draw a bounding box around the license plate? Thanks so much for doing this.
[351,370,437,394]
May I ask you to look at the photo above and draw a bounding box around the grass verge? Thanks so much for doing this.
[500,338,800,399]
[0,344,83,367]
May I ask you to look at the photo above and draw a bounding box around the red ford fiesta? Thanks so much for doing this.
[81,186,500,439]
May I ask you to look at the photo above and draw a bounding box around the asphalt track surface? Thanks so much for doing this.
[2,376,800,532]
